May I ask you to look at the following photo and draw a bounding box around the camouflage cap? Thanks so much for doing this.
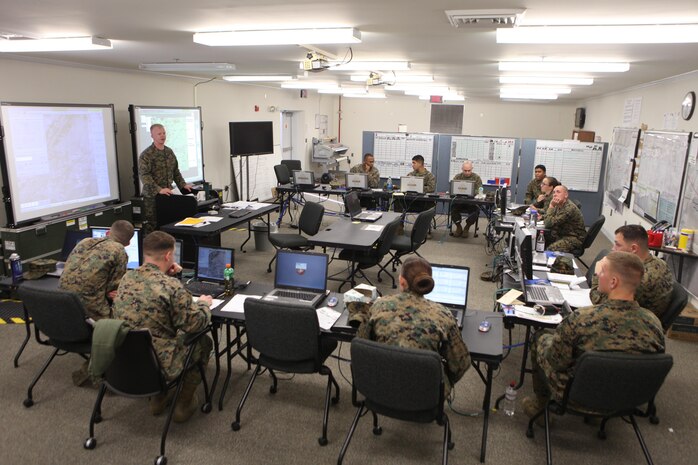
[346,301,372,328]
[23,259,57,280]
[550,256,574,275]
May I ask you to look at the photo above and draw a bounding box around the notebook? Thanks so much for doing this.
[46,230,92,277]
[450,180,475,197]
[263,250,329,308]
[400,176,425,194]
[344,191,383,222]
[425,264,470,326]
[91,227,142,269]
[346,173,369,190]
[185,245,234,297]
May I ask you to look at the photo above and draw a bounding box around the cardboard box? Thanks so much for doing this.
[669,306,698,342]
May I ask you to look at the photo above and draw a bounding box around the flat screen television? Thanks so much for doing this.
[129,105,205,195]
[0,102,121,227]
[229,121,274,156]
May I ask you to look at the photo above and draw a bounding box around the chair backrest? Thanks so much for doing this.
[350,338,444,423]
[585,248,609,286]
[660,281,689,332]
[375,219,403,258]
[244,298,321,366]
[299,202,325,236]
[410,207,436,248]
[565,351,673,414]
[19,285,92,343]
[281,159,302,172]
[104,329,167,396]
[155,194,198,228]
[581,215,606,250]
[274,164,291,185]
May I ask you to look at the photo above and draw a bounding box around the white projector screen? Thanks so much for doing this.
[129,105,204,194]
[0,102,121,226]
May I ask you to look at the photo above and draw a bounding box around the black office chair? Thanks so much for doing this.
[526,351,673,465]
[19,285,93,408]
[231,299,340,446]
[84,328,211,465]
[585,249,609,286]
[281,159,302,173]
[384,207,435,273]
[572,215,606,268]
[336,219,402,291]
[660,280,689,332]
[267,201,325,272]
[155,194,198,229]
[274,164,291,185]
[337,338,454,465]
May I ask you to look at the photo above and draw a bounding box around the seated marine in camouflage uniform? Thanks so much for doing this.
[406,154,436,193]
[590,224,674,319]
[543,185,586,253]
[522,252,665,422]
[450,160,483,238]
[349,153,381,188]
[531,176,559,219]
[113,231,213,423]
[524,164,546,205]
[357,256,470,396]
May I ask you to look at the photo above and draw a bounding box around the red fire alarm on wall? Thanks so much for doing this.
[254,105,259,112]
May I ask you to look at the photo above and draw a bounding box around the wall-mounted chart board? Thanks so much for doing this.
[605,127,640,208]
[372,132,435,179]
[633,130,690,225]
[678,133,698,234]
[534,140,604,192]
[449,136,517,185]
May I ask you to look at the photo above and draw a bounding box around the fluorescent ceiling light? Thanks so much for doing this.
[194,27,361,46]
[497,25,698,44]
[280,81,338,89]
[403,87,451,96]
[500,92,558,100]
[349,74,434,83]
[223,75,294,82]
[0,36,112,52]
[318,87,367,94]
[343,93,387,99]
[500,76,594,85]
[140,62,236,72]
[327,61,410,71]
[499,61,629,73]
[501,86,572,94]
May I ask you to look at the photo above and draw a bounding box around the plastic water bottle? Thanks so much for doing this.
[522,208,531,225]
[529,208,538,228]
[506,188,512,205]
[536,229,546,252]
[386,177,393,191]
[9,253,23,283]
[478,186,484,197]
[224,264,234,296]
[503,381,517,416]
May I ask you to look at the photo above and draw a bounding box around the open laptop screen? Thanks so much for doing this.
[196,245,234,282]
[344,191,362,218]
[400,176,425,194]
[426,264,470,309]
[91,227,141,269]
[346,173,368,189]
[451,180,475,196]
[275,251,328,292]
[174,240,183,266]
[61,230,92,261]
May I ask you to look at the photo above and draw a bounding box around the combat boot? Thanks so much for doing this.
[450,222,462,237]
[463,218,476,238]
[149,390,176,416]
[173,381,200,423]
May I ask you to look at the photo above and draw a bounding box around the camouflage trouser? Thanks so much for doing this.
[163,334,213,386]
[530,330,567,405]
[547,237,583,254]
[142,195,157,236]
[451,201,478,225]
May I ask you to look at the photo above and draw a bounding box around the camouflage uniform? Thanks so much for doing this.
[525,178,543,205]
[139,144,187,235]
[544,200,586,253]
[357,291,470,395]
[407,169,437,193]
[451,172,483,225]
[589,255,674,319]
[113,263,212,382]
[349,163,381,188]
[59,237,127,320]
[531,299,664,404]
[532,193,553,218]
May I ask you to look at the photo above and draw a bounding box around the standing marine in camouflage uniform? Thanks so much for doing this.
[139,124,193,235]
[544,185,586,252]
[357,256,470,396]
[406,154,436,193]
[113,231,212,423]
[524,164,547,204]
[349,153,381,188]
[522,252,665,421]
[450,160,483,238]
[590,224,674,319]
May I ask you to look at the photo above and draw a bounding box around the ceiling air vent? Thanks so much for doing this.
[445,9,526,29]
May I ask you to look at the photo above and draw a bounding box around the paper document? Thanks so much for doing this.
[221,201,272,211]
[193,296,224,310]
[316,307,342,330]
[559,289,592,309]
[547,272,577,284]
[220,294,262,314]
[199,216,223,223]
[175,217,205,226]
[497,289,523,305]
[363,224,385,232]
[513,305,563,324]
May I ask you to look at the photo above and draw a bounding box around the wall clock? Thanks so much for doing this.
[682,91,695,120]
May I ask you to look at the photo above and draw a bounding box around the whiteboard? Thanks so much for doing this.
[605,127,640,207]
[373,132,435,179]
[633,131,690,224]
[534,140,604,192]
[449,136,516,185]
[237,152,282,201]
[678,133,698,240]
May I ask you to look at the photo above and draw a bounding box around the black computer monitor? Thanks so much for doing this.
[499,185,507,217]
[514,222,533,280]
[91,227,142,269]
[61,230,92,261]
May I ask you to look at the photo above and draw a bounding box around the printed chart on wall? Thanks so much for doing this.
[449,136,516,185]
[373,132,434,179]
[605,127,640,208]
[534,140,604,192]
[633,130,690,224]
[678,133,698,234]
[238,152,281,201]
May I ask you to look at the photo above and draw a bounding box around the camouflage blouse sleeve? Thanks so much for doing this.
[543,313,579,371]
[474,174,483,192]
[368,166,381,188]
[441,322,471,385]
[105,248,128,293]
[169,284,211,334]
[424,172,437,193]
[138,151,158,195]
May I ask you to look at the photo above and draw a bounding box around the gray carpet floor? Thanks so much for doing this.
[1,209,696,465]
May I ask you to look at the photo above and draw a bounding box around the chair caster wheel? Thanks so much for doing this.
[649,416,659,425]
[231,421,241,431]
[331,397,339,405]
[155,455,167,465]
[270,386,277,394]
[377,278,383,283]
[448,441,455,450]
[526,428,534,438]
[597,431,607,440]
[318,437,328,446]
[84,437,96,450]
[201,403,212,414]
[373,426,382,436]
[23,398,34,408]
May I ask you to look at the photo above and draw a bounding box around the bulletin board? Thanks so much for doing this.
[605,127,640,208]
[448,136,518,185]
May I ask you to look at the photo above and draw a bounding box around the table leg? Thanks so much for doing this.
[479,361,496,463]
[240,219,252,253]
[218,322,233,411]
[208,322,221,401]
[495,325,531,409]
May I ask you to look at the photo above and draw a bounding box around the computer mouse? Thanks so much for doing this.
[327,296,338,307]
[478,320,491,333]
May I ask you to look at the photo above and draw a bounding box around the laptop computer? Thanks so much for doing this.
[400,176,425,194]
[517,255,565,306]
[346,173,369,190]
[46,229,92,277]
[185,245,234,297]
[92,227,142,269]
[450,180,475,197]
[425,264,470,327]
[263,250,330,308]
[343,190,383,222]
[292,170,319,187]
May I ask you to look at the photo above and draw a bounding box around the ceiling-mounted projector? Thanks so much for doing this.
[301,52,330,72]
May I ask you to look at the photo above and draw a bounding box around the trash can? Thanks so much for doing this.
[251,221,273,252]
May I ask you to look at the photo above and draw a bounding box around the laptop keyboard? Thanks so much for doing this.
[277,289,317,301]
[186,281,225,297]
[528,286,551,302]
[528,285,564,303]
